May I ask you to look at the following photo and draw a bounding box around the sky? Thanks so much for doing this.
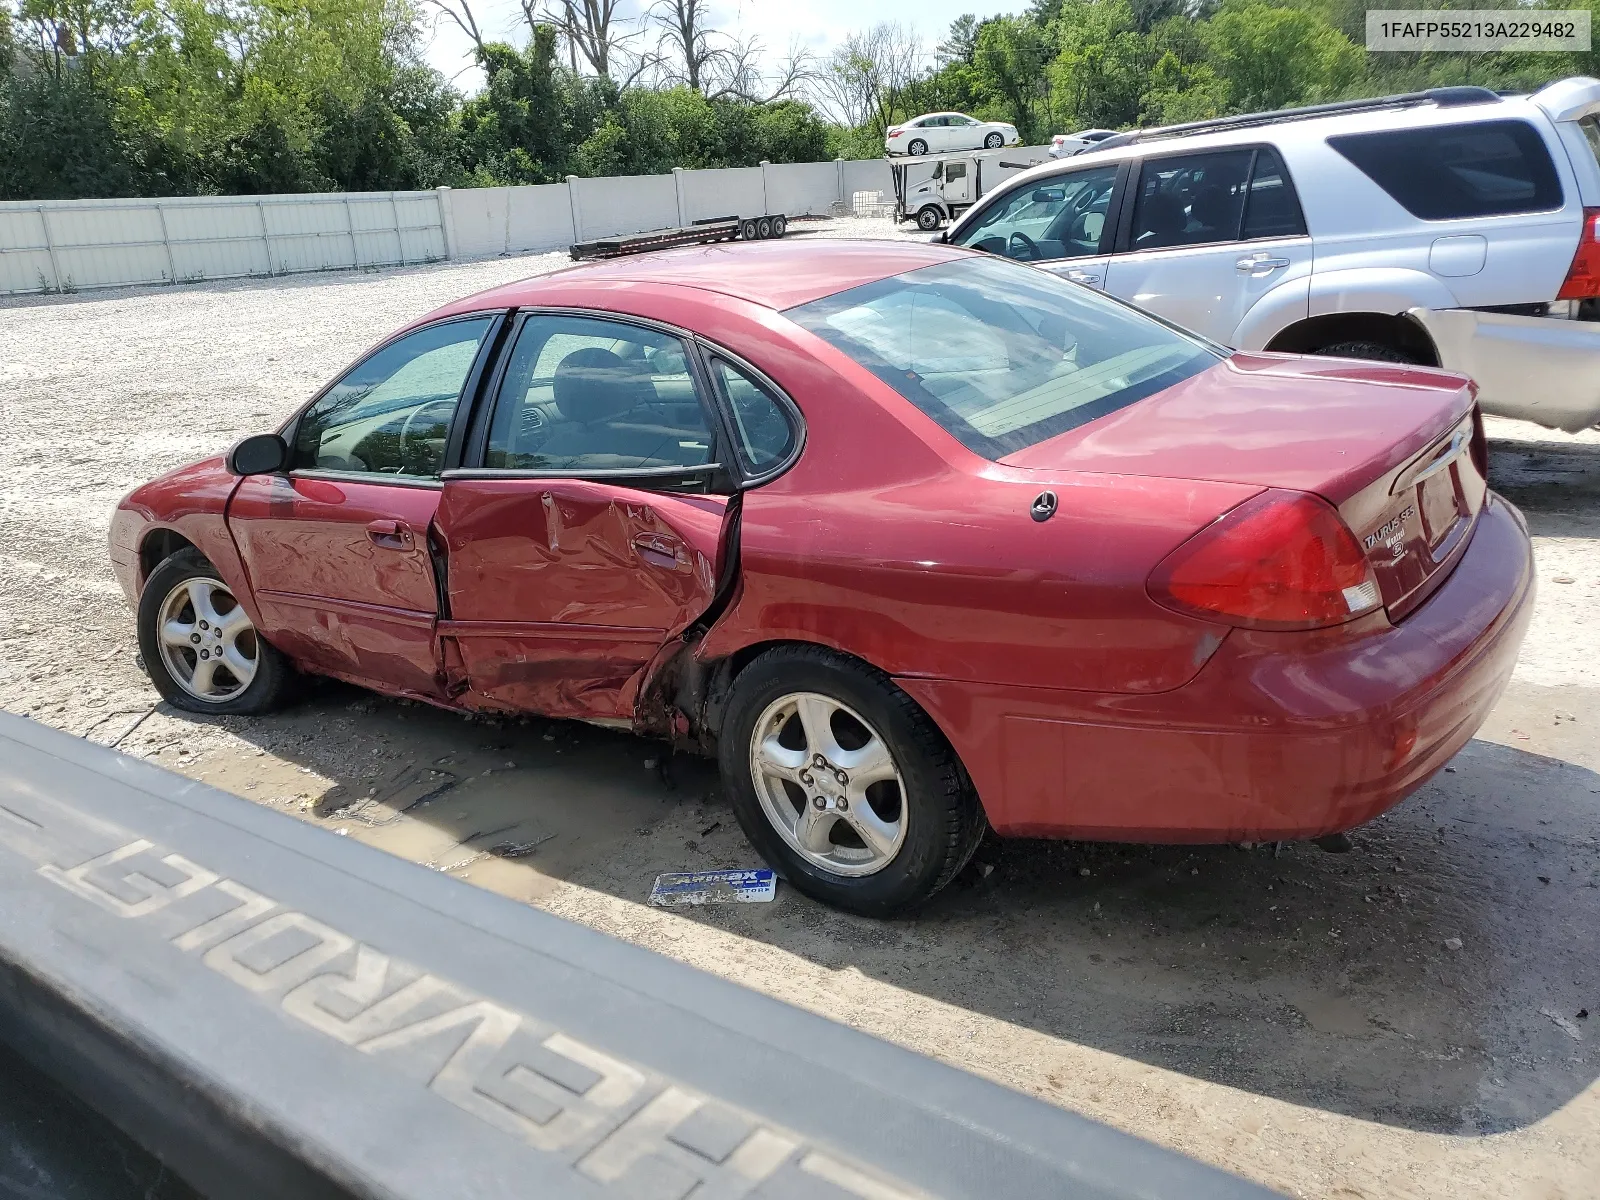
[419,0,1025,95]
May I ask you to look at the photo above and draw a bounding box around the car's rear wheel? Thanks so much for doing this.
[1311,340,1419,365]
[720,646,985,915]
[984,132,1003,149]
[907,138,928,156]
[137,550,293,715]
[916,206,942,231]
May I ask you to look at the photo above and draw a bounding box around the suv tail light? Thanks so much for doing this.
[1557,207,1600,299]
[1148,490,1381,631]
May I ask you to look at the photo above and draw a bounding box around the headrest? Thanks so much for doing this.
[552,347,652,424]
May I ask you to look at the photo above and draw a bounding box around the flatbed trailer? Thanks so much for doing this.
[570,212,788,261]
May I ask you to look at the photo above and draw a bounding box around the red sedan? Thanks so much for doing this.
[110,240,1534,914]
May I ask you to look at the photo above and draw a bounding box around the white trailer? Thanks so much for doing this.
[890,148,1051,230]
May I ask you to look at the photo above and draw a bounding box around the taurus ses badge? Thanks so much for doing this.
[1030,491,1058,522]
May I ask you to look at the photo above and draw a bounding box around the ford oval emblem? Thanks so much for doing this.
[1030,491,1058,522]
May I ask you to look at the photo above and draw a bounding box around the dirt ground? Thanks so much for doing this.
[2,219,1597,1199]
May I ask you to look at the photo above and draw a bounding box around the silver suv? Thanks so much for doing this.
[944,78,1600,432]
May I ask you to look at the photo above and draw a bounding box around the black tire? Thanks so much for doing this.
[756,216,773,239]
[137,550,294,716]
[984,132,1003,149]
[740,218,759,240]
[1311,340,1419,365]
[770,214,787,237]
[719,646,986,916]
[916,206,942,231]
[908,138,928,156]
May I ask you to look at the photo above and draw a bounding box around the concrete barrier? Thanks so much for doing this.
[0,150,1054,295]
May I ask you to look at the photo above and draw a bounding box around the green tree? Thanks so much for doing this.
[1047,0,1151,131]
[973,14,1052,139]
[1204,0,1362,112]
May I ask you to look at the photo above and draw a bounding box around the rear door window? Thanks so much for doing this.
[484,314,716,472]
[1241,147,1308,239]
[1326,119,1563,219]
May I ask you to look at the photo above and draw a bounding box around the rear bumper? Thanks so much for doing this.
[1411,306,1600,432]
[900,494,1535,841]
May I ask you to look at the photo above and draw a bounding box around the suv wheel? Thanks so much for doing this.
[137,550,294,715]
[1312,340,1419,365]
[719,646,985,915]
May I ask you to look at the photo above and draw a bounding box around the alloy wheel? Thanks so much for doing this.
[748,691,907,877]
[156,577,258,702]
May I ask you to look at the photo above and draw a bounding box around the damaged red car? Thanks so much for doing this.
[110,240,1534,914]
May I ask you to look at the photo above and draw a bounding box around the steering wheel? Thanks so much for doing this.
[397,398,457,473]
[1007,231,1042,261]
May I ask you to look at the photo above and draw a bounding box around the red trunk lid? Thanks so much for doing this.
[1001,353,1485,617]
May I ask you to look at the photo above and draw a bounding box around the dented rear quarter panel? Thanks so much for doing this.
[687,314,1253,697]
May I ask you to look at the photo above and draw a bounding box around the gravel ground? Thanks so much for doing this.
[2,219,1598,1200]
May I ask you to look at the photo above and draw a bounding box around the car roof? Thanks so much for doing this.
[992,86,1572,200]
[1055,86,1573,169]
[437,238,971,314]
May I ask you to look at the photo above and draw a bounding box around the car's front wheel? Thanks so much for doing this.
[984,132,1003,148]
[719,646,985,915]
[137,550,293,715]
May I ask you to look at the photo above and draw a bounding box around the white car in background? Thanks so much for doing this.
[946,78,1600,432]
[1050,128,1119,158]
[886,113,1020,157]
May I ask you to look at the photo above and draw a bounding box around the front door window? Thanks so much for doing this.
[952,164,1119,262]
[292,317,494,478]
[1126,150,1256,251]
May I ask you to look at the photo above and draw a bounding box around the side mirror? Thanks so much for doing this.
[928,231,948,244]
[226,432,289,476]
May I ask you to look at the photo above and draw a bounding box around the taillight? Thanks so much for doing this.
[1148,490,1382,631]
[888,130,902,138]
[1557,206,1600,299]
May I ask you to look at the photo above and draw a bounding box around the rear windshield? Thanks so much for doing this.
[785,256,1218,459]
[1326,119,1562,220]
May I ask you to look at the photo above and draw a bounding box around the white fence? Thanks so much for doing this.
[0,149,1052,296]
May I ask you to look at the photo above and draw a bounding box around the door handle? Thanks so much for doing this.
[632,532,689,571]
[1064,268,1101,284]
[366,519,414,549]
[1236,253,1290,273]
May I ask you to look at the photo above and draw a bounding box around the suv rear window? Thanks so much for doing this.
[785,257,1218,459]
[1327,119,1562,220]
